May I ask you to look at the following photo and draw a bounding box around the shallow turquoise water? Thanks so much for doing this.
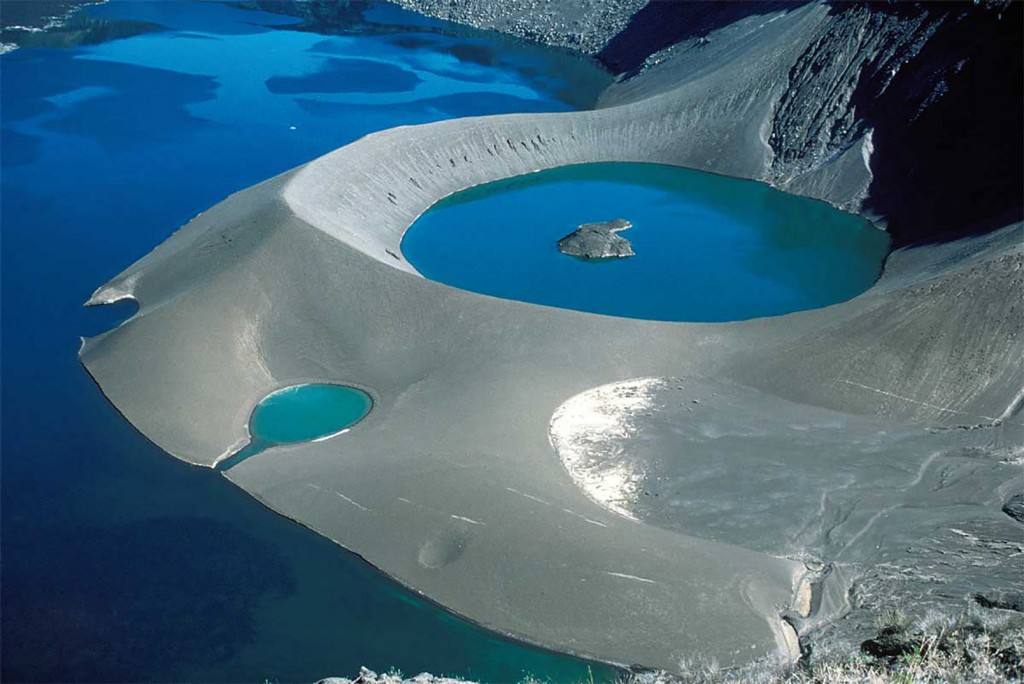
[253,384,373,444]
[404,163,890,321]
[217,384,374,470]
[1,1,617,681]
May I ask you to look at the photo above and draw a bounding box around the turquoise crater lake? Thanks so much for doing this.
[402,163,891,322]
[251,384,372,445]
[218,384,372,470]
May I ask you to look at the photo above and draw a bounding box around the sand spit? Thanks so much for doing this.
[80,3,1022,674]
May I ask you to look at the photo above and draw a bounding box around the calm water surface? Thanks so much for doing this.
[251,385,374,446]
[217,384,374,471]
[403,163,890,321]
[0,1,617,681]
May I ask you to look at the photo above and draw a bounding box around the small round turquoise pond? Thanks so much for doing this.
[401,162,890,322]
[218,384,372,470]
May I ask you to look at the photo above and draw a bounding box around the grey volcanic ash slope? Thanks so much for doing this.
[404,0,1023,246]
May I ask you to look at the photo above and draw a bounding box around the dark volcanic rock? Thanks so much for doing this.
[861,626,920,658]
[1002,494,1024,523]
[974,592,1024,613]
[557,218,634,260]
[599,1,808,75]
[764,1,1023,246]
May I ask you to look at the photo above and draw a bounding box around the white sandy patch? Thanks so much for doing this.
[605,571,658,584]
[549,377,666,520]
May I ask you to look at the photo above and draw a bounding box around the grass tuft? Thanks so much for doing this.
[620,608,1023,684]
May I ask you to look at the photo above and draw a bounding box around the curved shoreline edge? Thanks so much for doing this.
[79,3,1022,674]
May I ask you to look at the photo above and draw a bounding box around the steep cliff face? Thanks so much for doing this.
[399,0,1021,246]
[765,1,1022,245]
[765,3,943,181]
[852,2,1022,244]
[598,1,1022,245]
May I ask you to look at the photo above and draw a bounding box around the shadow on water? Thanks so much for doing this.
[2,48,220,156]
[0,128,43,168]
[1,1,622,681]
[266,56,423,94]
[2,516,296,682]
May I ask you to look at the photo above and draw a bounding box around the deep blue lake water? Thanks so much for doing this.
[0,2,616,681]
[404,163,890,321]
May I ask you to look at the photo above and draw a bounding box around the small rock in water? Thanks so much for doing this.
[557,218,635,260]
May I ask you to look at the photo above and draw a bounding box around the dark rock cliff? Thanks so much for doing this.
[399,0,1022,247]
[767,1,1022,245]
[598,0,806,75]
[599,0,1022,246]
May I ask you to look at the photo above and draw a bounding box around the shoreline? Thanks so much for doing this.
[78,1,1023,674]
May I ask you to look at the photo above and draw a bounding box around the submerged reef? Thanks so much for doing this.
[557,219,634,260]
